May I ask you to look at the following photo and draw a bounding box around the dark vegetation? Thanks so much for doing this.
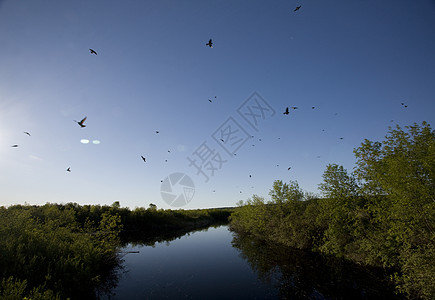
[0,202,233,299]
[231,232,403,299]
[230,122,435,299]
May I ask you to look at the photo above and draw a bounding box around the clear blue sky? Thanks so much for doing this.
[1,0,434,209]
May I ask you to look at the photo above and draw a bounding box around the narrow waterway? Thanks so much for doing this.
[111,225,402,299]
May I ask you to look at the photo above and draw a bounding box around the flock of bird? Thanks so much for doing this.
[10,34,410,179]
[8,4,412,199]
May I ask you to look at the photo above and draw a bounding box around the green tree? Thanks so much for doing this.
[353,122,435,298]
[318,164,359,199]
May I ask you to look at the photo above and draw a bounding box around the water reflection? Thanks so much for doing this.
[110,226,404,299]
[231,232,404,299]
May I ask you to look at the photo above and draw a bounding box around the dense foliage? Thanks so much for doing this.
[0,203,122,299]
[0,202,233,299]
[230,122,435,299]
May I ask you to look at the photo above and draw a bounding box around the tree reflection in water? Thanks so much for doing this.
[231,232,405,300]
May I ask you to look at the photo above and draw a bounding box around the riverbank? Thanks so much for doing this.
[0,203,233,299]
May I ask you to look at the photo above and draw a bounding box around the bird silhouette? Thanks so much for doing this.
[74,117,87,128]
[291,106,298,110]
[89,48,97,55]
[208,99,212,102]
[249,175,252,178]
[340,137,344,140]
[206,39,213,48]
[11,145,18,147]
[141,156,146,162]
[311,107,315,109]
[283,107,289,115]
[24,132,31,136]
[288,167,291,171]
[156,131,159,134]
[66,167,71,172]
[294,6,301,11]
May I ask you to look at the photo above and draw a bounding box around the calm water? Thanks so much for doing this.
[111,225,402,299]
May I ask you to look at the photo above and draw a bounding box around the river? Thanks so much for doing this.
[110,225,403,299]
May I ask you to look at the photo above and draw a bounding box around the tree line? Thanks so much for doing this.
[0,202,233,299]
[229,122,434,299]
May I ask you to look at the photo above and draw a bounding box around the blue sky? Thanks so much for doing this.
[1,0,434,209]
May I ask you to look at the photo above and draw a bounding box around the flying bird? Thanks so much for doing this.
[74,117,87,128]
[283,107,289,115]
[11,145,18,147]
[288,167,291,171]
[208,99,212,102]
[66,167,71,172]
[89,48,97,55]
[340,137,344,140]
[290,106,298,110]
[206,39,213,48]
[311,107,315,109]
[24,132,31,136]
[141,156,146,162]
[156,131,159,134]
[294,6,301,12]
